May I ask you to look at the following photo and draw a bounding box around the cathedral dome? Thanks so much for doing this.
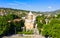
[28,11,33,15]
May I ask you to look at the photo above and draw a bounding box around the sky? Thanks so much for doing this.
[0,0,60,12]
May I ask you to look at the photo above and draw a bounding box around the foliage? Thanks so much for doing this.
[57,14,60,18]
[0,14,24,36]
[0,8,60,38]
[42,19,60,38]
[0,16,9,35]
[36,15,45,34]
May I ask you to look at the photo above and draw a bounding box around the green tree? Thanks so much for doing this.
[0,16,9,35]
[42,19,60,38]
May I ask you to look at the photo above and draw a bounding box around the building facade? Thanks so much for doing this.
[25,11,36,31]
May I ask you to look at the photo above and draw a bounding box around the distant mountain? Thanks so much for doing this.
[41,9,60,15]
[52,10,60,14]
[0,7,41,14]
[0,7,60,15]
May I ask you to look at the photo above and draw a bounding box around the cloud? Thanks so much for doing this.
[14,1,27,5]
[7,1,26,6]
[8,3,19,6]
[7,1,31,8]
[5,1,32,11]
[13,1,32,7]
[48,6,52,9]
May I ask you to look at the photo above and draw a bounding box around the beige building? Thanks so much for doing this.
[25,11,36,31]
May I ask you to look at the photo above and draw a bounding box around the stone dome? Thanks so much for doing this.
[28,11,33,15]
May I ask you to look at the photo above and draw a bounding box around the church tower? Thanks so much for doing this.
[25,11,35,31]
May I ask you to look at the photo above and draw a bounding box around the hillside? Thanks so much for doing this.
[0,8,41,15]
[0,7,60,15]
